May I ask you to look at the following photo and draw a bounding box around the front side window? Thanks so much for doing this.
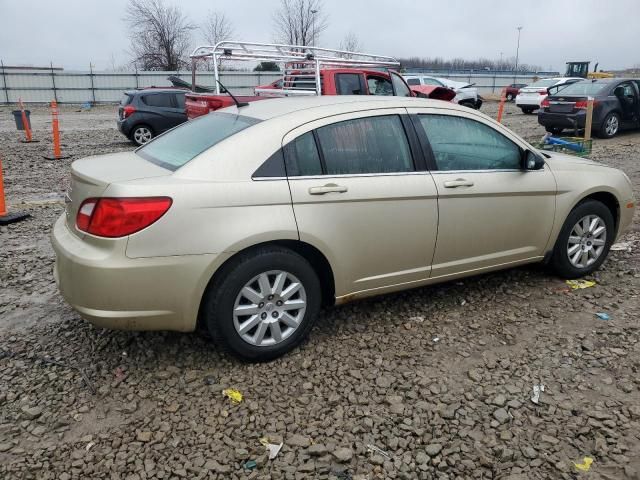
[419,114,521,171]
[367,76,393,96]
[336,73,364,95]
[390,72,412,97]
[137,112,260,171]
[316,115,413,175]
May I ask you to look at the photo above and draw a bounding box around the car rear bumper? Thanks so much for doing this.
[538,110,603,131]
[116,118,132,137]
[51,214,226,332]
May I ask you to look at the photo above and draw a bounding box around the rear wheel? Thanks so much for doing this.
[506,93,514,101]
[597,112,620,138]
[550,200,614,278]
[131,125,154,146]
[202,246,321,361]
[521,107,535,114]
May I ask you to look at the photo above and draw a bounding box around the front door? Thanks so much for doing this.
[409,109,557,279]
[284,109,439,297]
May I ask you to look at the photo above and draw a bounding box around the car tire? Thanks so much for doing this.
[545,126,564,135]
[130,125,154,146]
[506,93,514,101]
[201,246,322,361]
[521,108,535,114]
[474,99,483,110]
[549,200,614,279]
[596,112,620,139]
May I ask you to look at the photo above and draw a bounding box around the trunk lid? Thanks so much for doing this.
[546,95,587,114]
[65,152,171,233]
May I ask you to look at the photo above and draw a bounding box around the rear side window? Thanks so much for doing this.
[137,112,260,171]
[141,93,173,108]
[317,116,413,174]
[286,132,323,176]
[336,73,364,95]
[419,114,520,171]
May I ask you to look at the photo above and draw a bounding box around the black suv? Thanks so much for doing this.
[538,78,640,138]
[117,89,187,145]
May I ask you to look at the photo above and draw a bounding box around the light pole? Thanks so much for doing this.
[514,26,523,74]
[310,9,318,46]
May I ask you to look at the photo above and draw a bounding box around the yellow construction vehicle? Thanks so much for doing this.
[565,61,614,79]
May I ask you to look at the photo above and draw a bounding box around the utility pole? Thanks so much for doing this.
[310,9,318,46]
[514,26,523,73]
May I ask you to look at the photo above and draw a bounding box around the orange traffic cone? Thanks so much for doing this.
[44,100,70,160]
[0,158,30,225]
[496,88,507,124]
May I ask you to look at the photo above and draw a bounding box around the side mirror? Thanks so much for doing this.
[523,150,545,170]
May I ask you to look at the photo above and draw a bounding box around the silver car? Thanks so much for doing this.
[52,96,635,360]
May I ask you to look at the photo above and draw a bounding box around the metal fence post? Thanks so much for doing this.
[135,68,139,88]
[492,73,496,94]
[89,62,96,104]
[50,61,58,102]
[1,60,8,104]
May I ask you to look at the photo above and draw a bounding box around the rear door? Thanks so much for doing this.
[409,108,557,278]
[284,109,439,297]
[141,92,184,132]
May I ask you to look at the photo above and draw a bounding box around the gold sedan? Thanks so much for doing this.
[52,96,634,360]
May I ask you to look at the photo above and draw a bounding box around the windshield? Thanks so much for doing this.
[527,79,559,88]
[552,81,610,96]
[137,112,261,171]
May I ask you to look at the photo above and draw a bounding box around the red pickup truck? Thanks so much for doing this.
[185,68,455,119]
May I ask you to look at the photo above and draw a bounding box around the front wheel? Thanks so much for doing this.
[550,200,614,278]
[521,107,535,114]
[506,93,514,102]
[202,246,321,361]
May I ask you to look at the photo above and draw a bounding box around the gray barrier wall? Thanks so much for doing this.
[0,68,556,104]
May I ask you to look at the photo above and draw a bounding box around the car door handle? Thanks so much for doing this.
[308,184,348,195]
[443,179,474,188]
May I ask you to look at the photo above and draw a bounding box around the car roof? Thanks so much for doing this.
[125,88,186,95]
[216,95,471,121]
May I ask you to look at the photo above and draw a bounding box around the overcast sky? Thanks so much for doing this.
[1,0,639,72]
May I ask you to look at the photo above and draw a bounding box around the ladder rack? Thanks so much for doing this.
[189,40,400,96]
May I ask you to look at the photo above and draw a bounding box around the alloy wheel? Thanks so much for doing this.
[233,270,307,347]
[605,115,619,137]
[133,127,152,144]
[566,214,607,268]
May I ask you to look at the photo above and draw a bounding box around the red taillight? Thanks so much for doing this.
[541,99,550,108]
[122,105,136,118]
[574,100,598,109]
[76,197,172,238]
[538,90,548,95]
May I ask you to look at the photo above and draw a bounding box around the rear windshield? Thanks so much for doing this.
[120,94,132,106]
[406,78,421,86]
[527,79,558,88]
[137,112,261,171]
[552,81,610,96]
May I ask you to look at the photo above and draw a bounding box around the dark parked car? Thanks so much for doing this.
[505,83,527,101]
[117,89,187,145]
[538,79,640,138]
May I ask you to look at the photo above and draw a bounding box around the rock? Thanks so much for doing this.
[288,434,311,448]
[376,376,393,388]
[425,444,443,457]
[21,406,42,420]
[491,394,506,407]
[416,451,429,465]
[308,444,327,456]
[333,447,353,463]
[467,369,482,382]
[137,431,152,442]
[521,446,538,459]
[370,454,385,465]
[0,442,12,452]
[493,408,511,424]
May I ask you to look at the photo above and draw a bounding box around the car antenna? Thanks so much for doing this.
[216,80,249,108]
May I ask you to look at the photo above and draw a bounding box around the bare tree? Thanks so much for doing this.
[273,0,328,46]
[339,32,361,54]
[202,11,234,46]
[124,0,195,71]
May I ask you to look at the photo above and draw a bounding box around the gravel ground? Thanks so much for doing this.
[1,101,640,480]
